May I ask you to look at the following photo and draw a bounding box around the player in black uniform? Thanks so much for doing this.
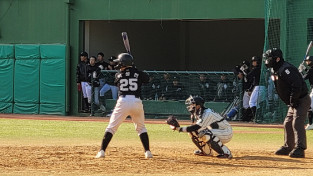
[303,56,313,130]
[95,53,153,159]
[76,51,89,112]
[233,64,253,121]
[263,48,310,158]
[247,56,264,120]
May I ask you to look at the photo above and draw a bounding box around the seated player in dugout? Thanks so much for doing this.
[166,76,185,101]
[168,95,233,159]
[198,74,216,101]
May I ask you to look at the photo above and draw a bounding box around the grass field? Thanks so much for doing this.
[1,117,313,176]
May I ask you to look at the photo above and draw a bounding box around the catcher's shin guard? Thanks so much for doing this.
[189,131,212,156]
[209,136,232,158]
[199,130,232,158]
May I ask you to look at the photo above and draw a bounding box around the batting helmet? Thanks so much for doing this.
[304,56,313,62]
[113,53,133,68]
[263,48,283,68]
[305,56,313,66]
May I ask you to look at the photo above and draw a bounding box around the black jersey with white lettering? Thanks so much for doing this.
[114,67,149,97]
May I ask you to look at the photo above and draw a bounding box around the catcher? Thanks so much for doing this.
[166,95,233,159]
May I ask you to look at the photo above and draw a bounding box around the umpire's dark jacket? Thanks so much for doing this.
[272,61,308,106]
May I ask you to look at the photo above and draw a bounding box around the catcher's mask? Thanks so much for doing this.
[185,95,205,114]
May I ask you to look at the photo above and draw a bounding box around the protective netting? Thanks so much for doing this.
[89,70,239,118]
[256,0,313,123]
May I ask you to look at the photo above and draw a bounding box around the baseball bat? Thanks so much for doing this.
[304,41,313,60]
[298,41,313,73]
[121,32,131,54]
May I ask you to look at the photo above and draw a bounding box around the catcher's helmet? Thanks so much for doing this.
[113,53,133,68]
[263,48,283,68]
[185,95,205,113]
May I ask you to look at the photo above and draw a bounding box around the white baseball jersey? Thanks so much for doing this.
[196,108,233,143]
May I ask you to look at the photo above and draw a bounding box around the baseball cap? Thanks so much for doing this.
[109,56,117,62]
[97,52,104,57]
[173,76,180,81]
[80,51,88,57]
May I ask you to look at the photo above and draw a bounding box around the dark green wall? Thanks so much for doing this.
[0,0,67,43]
[1,0,265,115]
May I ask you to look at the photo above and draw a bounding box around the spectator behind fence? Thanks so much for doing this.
[99,56,119,113]
[142,74,161,100]
[86,56,102,115]
[76,51,89,112]
[166,76,185,101]
[97,52,109,88]
[214,74,233,102]
[197,74,216,101]
[159,73,172,100]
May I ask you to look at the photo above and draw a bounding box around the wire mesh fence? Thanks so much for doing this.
[87,70,240,119]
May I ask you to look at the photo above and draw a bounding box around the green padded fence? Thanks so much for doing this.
[0,44,67,115]
[39,45,66,115]
[0,102,13,113]
[0,45,14,113]
[13,45,40,114]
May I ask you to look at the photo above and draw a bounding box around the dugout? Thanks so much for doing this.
[0,0,270,116]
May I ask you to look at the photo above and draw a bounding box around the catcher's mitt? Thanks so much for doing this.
[166,115,180,130]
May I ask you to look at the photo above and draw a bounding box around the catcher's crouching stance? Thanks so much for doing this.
[166,95,233,159]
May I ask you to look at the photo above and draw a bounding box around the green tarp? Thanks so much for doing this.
[0,44,67,115]
[0,102,13,113]
[13,103,39,114]
[0,45,14,113]
[39,44,66,115]
[15,44,40,59]
[0,45,14,59]
[0,59,14,103]
[14,45,40,114]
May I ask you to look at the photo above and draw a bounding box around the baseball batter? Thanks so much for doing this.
[95,53,153,159]
[168,95,233,159]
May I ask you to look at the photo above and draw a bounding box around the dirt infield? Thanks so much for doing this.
[1,114,313,176]
[1,144,313,176]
